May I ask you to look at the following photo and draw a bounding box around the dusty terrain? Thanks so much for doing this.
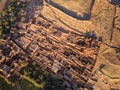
[41,0,120,89]
[45,0,93,20]
[0,0,120,90]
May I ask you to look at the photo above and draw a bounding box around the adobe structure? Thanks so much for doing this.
[0,0,120,90]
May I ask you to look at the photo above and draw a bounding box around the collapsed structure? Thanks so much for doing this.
[0,0,101,89]
[0,16,100,90]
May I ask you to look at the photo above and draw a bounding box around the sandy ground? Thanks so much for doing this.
[42,2,98,34]
[42,0,115,41]
[50,0,92,14]
[42,0,120,89]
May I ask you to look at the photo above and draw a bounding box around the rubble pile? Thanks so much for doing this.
[0,14,100,89]
[0,0,101,89]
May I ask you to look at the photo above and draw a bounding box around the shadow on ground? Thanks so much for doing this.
[45,0,95,20]
[108,0,120,6]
